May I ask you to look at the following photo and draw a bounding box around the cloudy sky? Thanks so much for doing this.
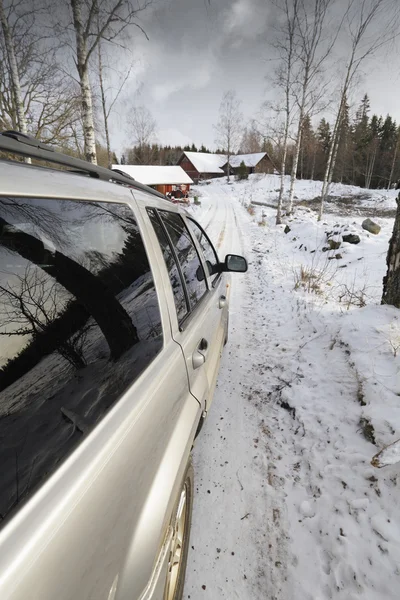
[109,0,400,155]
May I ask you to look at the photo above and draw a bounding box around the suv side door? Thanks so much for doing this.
[139,200,226,411]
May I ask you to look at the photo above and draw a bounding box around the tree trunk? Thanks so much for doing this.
[0,0,28,135]
[382,193,400,307]
[288,118,303,214]
[71,0,97,164]
[0,217,138,358]
[311,145,316,181]
[227,148,230,183]
[276,142,288,225]
[388,140,398,191]
[79,64,97,164]
[365,144,377,189]
[97,36,112,168]
[319,100,344,221]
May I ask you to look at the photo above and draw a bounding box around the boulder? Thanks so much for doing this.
[284,225,291,234]
[335,253,343,260]
[328,239,341,250]
[362,218,381,234]
[343,233,360,245]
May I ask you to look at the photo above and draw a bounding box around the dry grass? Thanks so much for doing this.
[246,204,255,216]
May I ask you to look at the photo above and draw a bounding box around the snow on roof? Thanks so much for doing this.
[183,152,227,174]
[228,152,267,168]
[111,165,193,185]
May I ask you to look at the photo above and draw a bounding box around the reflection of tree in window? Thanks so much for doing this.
[147,209,188,322]
[187,218,219,280]
[0,198,163,527]
[158,211,207,309]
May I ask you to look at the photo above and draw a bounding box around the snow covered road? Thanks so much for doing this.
[184,179,400,600]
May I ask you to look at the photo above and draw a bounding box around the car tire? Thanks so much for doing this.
[164,460,194,600]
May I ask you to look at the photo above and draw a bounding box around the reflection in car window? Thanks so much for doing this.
[187,218,220,281]
[147,209,188,322]
[0,198,162,526]
[158,211,207,309]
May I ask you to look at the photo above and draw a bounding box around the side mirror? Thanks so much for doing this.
[223,254,248,273]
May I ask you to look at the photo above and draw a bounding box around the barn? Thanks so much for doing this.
[224,152,276,175]
[112,165,193,195]
[177,151,226,183]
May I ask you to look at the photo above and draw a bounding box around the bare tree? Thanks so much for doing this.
[64,0,152,164]
[240,122,262,153]
[214,90,243,182]
[319,0,400,220]
[0,0,28,134]
[0,265,87,369]
[286,0,340,215]
[96,13,133,168]
[127,105,157,164]
[270,0,299,224]
[0,0,82,150]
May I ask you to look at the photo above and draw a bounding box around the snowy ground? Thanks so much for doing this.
[184,175,400,600]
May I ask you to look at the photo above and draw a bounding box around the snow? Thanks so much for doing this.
[184,174,400,600]
[111,165,193,185]
[228,152,267,168]
[372,439,400,468]
[182,152,226,174]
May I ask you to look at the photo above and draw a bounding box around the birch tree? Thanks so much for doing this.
[271,0,299,224]
[319,0,400,220]
[66,0,152,164]
[214,90,243,183]
[287,0,339,215]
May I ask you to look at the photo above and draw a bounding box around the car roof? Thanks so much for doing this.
[0,160,177,212]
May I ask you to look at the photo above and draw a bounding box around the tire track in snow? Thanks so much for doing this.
[185,187,290,600]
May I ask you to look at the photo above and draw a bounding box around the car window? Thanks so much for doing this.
[187,218,220,282]
[147,208,189,322]
[0,197,162,526]
[158,210,207,309]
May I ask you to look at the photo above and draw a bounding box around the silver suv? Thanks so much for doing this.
[0,132,247,600]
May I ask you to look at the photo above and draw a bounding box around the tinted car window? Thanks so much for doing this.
[147,209,188,322]
[158,211,207,309]
[187,218,220,281]
[0,198,162,525]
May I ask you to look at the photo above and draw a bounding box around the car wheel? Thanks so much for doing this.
[164,460,194,600]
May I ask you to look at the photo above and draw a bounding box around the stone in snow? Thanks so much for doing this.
[362,218,381,235]
[343,233,361,245]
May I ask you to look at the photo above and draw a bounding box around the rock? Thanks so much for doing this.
[362,218,381,234]
[284,225,291,234]
[343,233,360,245]
[335,253,343,260]
[328,239,341,250]
[322,247,329,252]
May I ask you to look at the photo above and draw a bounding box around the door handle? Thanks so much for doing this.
[219,295,227,309]
[192,338,208,369]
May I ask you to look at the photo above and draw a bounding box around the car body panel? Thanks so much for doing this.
[0,160,230,600]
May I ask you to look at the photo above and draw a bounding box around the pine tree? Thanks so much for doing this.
[315,118,331,180]
[237,160,249,180]
[334,99,351,184]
